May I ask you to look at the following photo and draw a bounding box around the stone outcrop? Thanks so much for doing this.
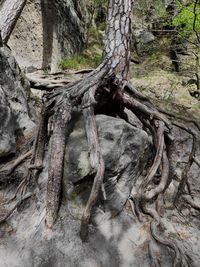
[7,0,88,72]
[1,116,200,267]
[0,45,35,158]
[64,114,151,215]
[134,30,156,56]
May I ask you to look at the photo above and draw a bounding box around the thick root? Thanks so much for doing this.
[80,90,105,241]
[46,103,72,228]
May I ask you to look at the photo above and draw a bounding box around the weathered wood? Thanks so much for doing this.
[140,121,165,191]
[80,89,105,241]
[46,103,72,228]
[30,106,49,170]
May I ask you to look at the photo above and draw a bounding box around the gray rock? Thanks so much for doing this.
[64,114,151,214]
[1,115,200,267]
[8,0,88,72]
[134,30,155,56]
[0,96,15,157]
[0,45,35,158]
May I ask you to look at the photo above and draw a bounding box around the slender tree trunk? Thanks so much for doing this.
[0,0,26,43]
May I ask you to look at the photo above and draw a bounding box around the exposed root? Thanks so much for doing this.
[30,105,50,170]
[80,89,105,241]
[156,194,164,217]
[148,237,162,267]
[182,194,200,211]
[145,150,169,201]
[121,93,171,128]
[140,121,165,191]
[0,193,33,225]
[193,156,200,168]
[0,149,32,183]
[150,221,192,267]
[45,103,72,228]
[173,122,198,203]
[158,108,200,132]
[1,1,199,265]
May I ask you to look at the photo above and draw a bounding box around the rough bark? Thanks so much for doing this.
[46,103,72,228]
[0,0,26,43]
[40,0,133,234]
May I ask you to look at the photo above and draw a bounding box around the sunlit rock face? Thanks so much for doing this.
[8,0,88,72]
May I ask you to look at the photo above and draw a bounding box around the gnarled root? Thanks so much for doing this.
[80,89,105,241]
[173,122,198,204]
[150,221,192,267]
[46,103,72,228]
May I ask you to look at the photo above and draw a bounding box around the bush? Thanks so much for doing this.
[172,2,200,37]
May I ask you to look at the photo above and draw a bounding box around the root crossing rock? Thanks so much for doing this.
[63,114,152,215]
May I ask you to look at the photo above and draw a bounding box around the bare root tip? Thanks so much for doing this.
[45,211,56,229]
[28,164,43,171]
[45,219,54,230]
[80,213,90,242]
[80,226,88,242]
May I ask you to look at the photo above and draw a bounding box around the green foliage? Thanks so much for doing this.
[154,0,167,17]
[172,2,200,36]
[59,53,102,70]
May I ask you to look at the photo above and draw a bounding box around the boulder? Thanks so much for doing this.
[64,114,151,214]
[0,45,35,158]
[8,0,88,72]
[134,30,155,56]
[1,115,200,267]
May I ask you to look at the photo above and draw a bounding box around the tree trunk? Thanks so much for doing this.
[31,0,168,238]
[41,0,133,231]
[0,0,26,43]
